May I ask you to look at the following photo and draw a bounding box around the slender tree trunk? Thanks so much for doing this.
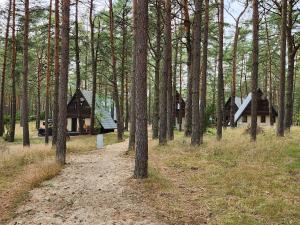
[165,0,173,141]
[75,0,83,134]
[128,0,137,151]
[36,50,43,130]
[199,0,209,144]
[0,0,12,137]
[89,0,97,135]
[250,0,259,141]
[45,0,53,144]
[52,0,60,146]
[191,0,202,146]
[120,2,128,133]
[277,0,287,137]
[109,0,124,141]
[182,0,192,137]
[285,0,299,130]
[159,0,171,145]
[8,0,16,143]
[229,2,248,128]
[134,0,148,179]
[264,13,274,126]
[22,0,30,146]
[173,27,179,128]
[178,43,183,132]
[56,0,70,165]
[125,71,129,131]
[152,0,161,139]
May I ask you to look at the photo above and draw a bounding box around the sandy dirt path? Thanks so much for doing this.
[8,140,163,225]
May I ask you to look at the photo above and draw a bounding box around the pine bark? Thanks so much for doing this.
[165,0,173,141]
[159,0,171,145]
[0,0,12,137]
[285,0,299,130]
[8,0,16,143]
[45,0,53,144]
[191,0,202,146]
[250,0,259,141]
[36,50,43,130]
[109,0,124,141]
[128,0,137,151]
[75,0,83,134]
[56,0,70,165]
[199,0,209,144]
[277,0,287,137]
[182,0,192,137]
[89,0,97,135]
[22,0,30,146]
[134,0,148,179]
[152,0,161,139]
[52,0,60,146]
[216,0,224,140]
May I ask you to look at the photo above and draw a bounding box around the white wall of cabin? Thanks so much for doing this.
[237,115,276,127]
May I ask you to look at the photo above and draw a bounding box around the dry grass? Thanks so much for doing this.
[0,123,128,224]
[0,145,61,223]
[132,127,300,225]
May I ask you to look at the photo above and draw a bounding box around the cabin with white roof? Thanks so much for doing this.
[234,89,278,127]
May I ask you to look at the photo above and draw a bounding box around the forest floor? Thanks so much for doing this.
[2,126,300,225]
[6,140,163,225]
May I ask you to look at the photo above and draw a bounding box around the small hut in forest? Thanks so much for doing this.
[224,96,244,126]
[174,92,186,127]
[67,89,117,134]
[234,89,278,127]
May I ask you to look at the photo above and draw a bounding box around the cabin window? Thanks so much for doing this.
[242,115,247,123]
[261,115,266,123]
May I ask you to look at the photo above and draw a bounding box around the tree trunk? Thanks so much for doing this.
[165,0,173,141]
[250,0,259,141]
[152,0,161,139]
[182,0,192,137]
[0,0,12,137]
[45,0,53,144]
[22,0,30,146]
[120,1,128,134]
[229,1,248,128]
[173,26,179,128]
[52,0,60,146]
[56,0,70,165]
[128,0,137,151]
[285,0,299,130]
[277,0,287,137]
[178,42,183,132]
[134,0,148,179]
[89,0,97,135]
[191,0,202,146]
[8,0,16,143]
[36,50,43,130]
[199,0,209,144]
[159,0,171,145]
[264,12,274,126]
[109,0,124,141]
[75,0,83,134]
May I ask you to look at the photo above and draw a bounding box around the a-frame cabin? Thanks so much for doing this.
[234,89,278,127]
[67,89,117,134]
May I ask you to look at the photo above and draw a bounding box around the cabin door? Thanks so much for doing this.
[71,118,77,132]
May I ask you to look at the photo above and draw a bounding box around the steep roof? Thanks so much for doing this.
[234,93,252,123]
[81,90,117,130]
[234,97,244,108]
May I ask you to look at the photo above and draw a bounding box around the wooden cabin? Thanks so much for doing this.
[175,92,186,118]
[224,96,244,126]
[67,89,117,134]
[234,89,278,127]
